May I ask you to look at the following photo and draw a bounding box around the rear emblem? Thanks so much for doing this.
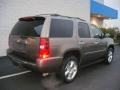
[25,40,28,44]
[16,39,21,43]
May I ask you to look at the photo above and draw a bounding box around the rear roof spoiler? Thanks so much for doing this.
[19,16,45,21]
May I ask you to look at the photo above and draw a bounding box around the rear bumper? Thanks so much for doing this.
[7,54,37,70]
[7,51,62,73]
[36,57,62,72]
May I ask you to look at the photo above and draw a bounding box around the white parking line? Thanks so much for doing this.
[0,71,31,80]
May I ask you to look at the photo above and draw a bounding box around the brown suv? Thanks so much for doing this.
[7,14,114,83]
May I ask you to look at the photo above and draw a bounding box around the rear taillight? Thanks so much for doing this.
[39,38,50,59]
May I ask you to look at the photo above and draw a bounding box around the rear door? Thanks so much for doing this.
[8,17,45,63]
[49,18,76,58]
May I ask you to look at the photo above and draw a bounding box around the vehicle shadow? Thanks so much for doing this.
[0,46,118,90]
[38,62,109,90]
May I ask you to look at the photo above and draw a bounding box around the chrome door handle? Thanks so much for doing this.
[94,41,99,44]
[79,41,85,44]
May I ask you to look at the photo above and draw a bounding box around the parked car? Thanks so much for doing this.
[7,14,114,83]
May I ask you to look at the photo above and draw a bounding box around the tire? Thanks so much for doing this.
[105,48,114,64]
[56,56,79,83]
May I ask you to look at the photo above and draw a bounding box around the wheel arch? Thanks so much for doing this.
[63,49,81,63]
[108,44,114,52]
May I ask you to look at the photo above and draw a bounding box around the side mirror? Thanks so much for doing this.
[105,33,110,38]
[94,34,100,38]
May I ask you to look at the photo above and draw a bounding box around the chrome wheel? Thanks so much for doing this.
[108,50,113,63]
[64,60,78,81]
[56,56,78,83]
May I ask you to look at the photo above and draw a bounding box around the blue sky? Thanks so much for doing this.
[104,0,120,19]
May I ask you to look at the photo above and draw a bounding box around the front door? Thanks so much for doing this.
[89,25,107,60]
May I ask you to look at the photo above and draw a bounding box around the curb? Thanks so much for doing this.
[114,42,119,45]
[0,56,7,59]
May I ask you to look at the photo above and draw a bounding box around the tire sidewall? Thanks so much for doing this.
[61,56,79,83]
[106,48,114,64]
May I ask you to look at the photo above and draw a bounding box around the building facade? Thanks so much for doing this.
[90,0,118,27]
[0,0,118,56]
[94,0,104,4]
[104,19,120,30]
[0,0,90,56]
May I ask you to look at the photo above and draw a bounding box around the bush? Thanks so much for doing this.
[100,28,120,43]
[100,28,116,38]
[116,33,120,44]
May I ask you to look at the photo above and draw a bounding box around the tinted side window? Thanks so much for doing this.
[49,19,73,37]
[78,22,90,38]
[90,25,102,38]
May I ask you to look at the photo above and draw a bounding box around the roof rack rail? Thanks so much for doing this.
[74,17,85,21]
[40,14,60,16]
[52,14,85,21]
[39,14,85,21]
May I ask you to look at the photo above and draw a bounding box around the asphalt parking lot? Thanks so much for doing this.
[0,46,120,90]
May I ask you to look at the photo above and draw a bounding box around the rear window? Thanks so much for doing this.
[49,19,73,37]
[11,17,45,37]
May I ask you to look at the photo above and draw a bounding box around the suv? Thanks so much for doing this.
[7,14,114,83]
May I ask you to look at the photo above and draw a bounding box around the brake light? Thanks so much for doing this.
[39,38,50,59]
[19,16,34,21]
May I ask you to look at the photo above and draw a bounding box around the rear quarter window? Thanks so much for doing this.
[49,19,73,37]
